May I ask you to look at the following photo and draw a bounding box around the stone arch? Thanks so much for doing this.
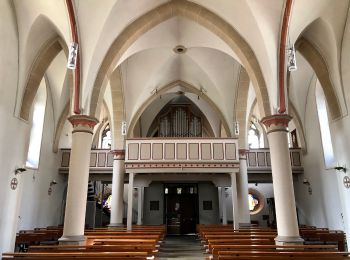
[296,37,342,120]
[52,101,70,153]
[235,67,250,148]
[89,0,271,119]
[127,80,231,138]
[110,67,125,150]
[19,36,70,121]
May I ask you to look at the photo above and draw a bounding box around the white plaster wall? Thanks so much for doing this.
[17,83,66,231]
[0,0,30,254]
[294,81,344,231]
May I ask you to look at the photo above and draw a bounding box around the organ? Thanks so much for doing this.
[159,105,202,137]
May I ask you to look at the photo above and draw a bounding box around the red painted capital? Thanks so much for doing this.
[68,115,99,134]
[238,149,249,160]
[261,114,292,128]
[110,149,125,160]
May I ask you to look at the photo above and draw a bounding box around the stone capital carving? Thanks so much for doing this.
[68,115,99,134]
[261,114,292,134]
[238,149,249,160]
[110,149,125,160]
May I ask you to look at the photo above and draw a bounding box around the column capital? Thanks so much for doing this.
[110,149,125,160]
[68,115,99,134]
[238,149,249,160]
[261,114,292,134]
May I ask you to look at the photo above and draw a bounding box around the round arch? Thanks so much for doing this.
[89,0,271,119]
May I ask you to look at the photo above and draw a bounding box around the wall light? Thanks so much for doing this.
[303,178,312,195]
[287,45,297,72]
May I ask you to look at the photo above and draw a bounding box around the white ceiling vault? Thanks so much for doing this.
[12,0,350,142]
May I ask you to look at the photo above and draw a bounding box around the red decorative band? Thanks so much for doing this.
[261,114,292,128]
[278,0,293,114]
[125,162,239,169]
[110,149,125,160]
[68,115,99,129]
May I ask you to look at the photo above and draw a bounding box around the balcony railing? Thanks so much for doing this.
[247,148,303,173]
[125,138,239,163]
[59,144,303,175]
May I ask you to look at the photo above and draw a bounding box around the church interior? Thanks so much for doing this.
[1,0,350,259]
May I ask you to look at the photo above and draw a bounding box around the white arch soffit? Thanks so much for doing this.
[127,80,231,138]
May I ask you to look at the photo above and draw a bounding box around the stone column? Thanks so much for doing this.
[230,173,239,230]
[59,115,98,244]
[108,150,125,228]
[137,187,144,225]
[261,114,303,245]
[237,149,251,225]
[221,187,227,225]
[126,172,135,231]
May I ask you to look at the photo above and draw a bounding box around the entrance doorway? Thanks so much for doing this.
[164,183,199,235]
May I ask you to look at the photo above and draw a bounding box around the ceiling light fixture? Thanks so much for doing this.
[287,45,297,71]
[173,45,187,54]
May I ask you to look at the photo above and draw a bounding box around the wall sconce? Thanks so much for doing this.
[303,178,312,195]
[67,42,78,69]
[198,86,207,100]
[121,121,127,136]
[234,121,239,136]
[334,165,347,173]
[287,45,297,72]
[14,167,27,175]
[50,180,57,187]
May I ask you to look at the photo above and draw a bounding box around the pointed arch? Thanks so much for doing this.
[296,37,342,120]
[110,67,125,150]
[19,36,71,121]
[235,67,250,148]
[127,80,231,138]
[89,0,271,119]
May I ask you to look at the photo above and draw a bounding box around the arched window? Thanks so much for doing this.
[315,81,334,168]
[101,124,112,149]
[26,80,47,169]
[248,123,260,148]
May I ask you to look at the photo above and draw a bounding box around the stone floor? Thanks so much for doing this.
[156,235,206,260]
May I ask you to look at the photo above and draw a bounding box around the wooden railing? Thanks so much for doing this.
[125,138,239,163]
[60,149,113,168]
[59,145,303,174]
[247,148,303,173]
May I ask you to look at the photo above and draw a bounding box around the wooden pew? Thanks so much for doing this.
[209,244,338,255]
[2,251,152,259]
[216,250,350,259]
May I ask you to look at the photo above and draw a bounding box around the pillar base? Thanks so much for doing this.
[107,223,124,229]
[58,235,86,245]
[275,236,304,246]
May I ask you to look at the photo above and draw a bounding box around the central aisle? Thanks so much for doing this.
[157,235,205,260]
